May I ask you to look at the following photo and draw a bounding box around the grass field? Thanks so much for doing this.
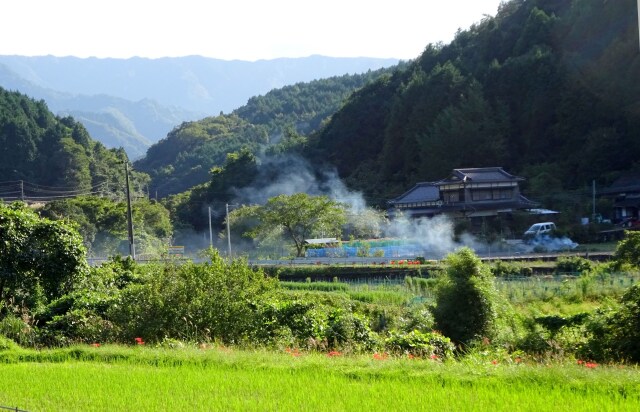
[0,346,638,411]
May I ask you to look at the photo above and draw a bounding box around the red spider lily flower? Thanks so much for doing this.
[326,351,342,357]
[91,343,101,347]
[373,352,388,360]
[407,354,416,360]
[577,360,584,365]
[491,360,498,365]
[514,357,522,364]
[430,354,439,360]
[134,337,145,345]
[585,362,597,369]
[285,348,301,357]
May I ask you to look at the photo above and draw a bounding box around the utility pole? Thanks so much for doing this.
[637,0,640,52]
[20,180,24,201]
[226,203,232,258]
[592,180,596,222]
[208,206,213,248]
[124,162,136,259]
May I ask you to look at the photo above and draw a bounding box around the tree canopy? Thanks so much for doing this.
[0,202,88,306]
[229,193,347,257]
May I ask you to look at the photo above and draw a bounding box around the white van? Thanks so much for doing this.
[524,222,556,238]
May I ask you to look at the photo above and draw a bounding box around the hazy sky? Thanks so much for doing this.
[1,0,505,61]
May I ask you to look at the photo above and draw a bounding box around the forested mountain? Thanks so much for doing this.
[0,87,146,199]
[0,56,398,158]
[0,63,199,159]
[306,0,640,208]
[135,67,401,197]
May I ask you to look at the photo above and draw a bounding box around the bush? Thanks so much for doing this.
[555,256,593,275]
[490,260,522,277]
[582,284,640,362]
[613,231,640,269]
[432,248,499,346]
[385,330,454,358]
[109,249,277,344]
[325,309,377,351]
[0,335,19,351]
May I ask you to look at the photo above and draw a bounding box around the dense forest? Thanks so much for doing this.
[0,87,150,197]
[307,0,640,206]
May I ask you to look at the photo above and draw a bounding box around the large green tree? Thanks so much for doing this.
[0,202,88,306]
[230,193,346,257]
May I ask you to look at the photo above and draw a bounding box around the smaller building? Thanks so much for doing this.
[599,173,640,223]
[388,167,537,220]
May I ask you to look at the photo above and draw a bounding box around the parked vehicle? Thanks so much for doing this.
[523,222,557,240]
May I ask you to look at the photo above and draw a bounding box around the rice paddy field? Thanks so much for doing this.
[0,346,639,411]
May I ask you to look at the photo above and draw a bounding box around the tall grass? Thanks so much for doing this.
[496,273,639,304]
[0,345,638,411]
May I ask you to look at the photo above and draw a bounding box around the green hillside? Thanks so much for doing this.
[306,0,640,205]
[134,67,400,197]
[0,87,144,200]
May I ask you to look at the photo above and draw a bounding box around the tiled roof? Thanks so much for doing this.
[390,182,439,204]
[440,167,523,183]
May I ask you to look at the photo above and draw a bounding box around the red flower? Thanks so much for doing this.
[91,343,101,347]
[373,352,388,360]
[514,357,522,364]
[285,348,301,357]
[585,362,597,369]
[430,354,439,360]
[577,360,584,365]
[134,337,145,345]
[491,360,498,365]
[326,351,342,357]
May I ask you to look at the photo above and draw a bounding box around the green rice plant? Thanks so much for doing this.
[0,346,637,411]
[279,281,349,292]
[347,290,408,305]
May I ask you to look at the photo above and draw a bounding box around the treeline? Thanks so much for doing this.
[306,0,640,208]
[0,87,148,199]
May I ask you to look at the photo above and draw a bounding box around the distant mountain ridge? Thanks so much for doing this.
[0,55,399,158]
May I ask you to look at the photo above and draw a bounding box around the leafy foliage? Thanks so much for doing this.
[230,193,347,257]
[583,284,640,362]
[432,248,499,346]
[110,250,277,343]
[385,330,455,358]
[0,202,88,306]
[613,231,640,269]
[39,196,172,257]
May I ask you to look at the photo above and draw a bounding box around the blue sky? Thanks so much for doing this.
[1,0,505,61]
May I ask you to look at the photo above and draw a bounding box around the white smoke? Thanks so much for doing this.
[233,154,368,213]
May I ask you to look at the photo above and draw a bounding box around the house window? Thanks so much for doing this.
[472,190,492,201]
[493,189,512,200]
[471,189,513,201]
[443,191,460,202]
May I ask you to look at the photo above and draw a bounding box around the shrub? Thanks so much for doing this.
[385,330,454,358]
[613,231,640,269]
[555,256,593,275]
[432,248,499,346]
[0,335,19,351]
[582,284,640,362]
[325,309,377,351]
[490,260,522,277]
[109,249,277,344]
